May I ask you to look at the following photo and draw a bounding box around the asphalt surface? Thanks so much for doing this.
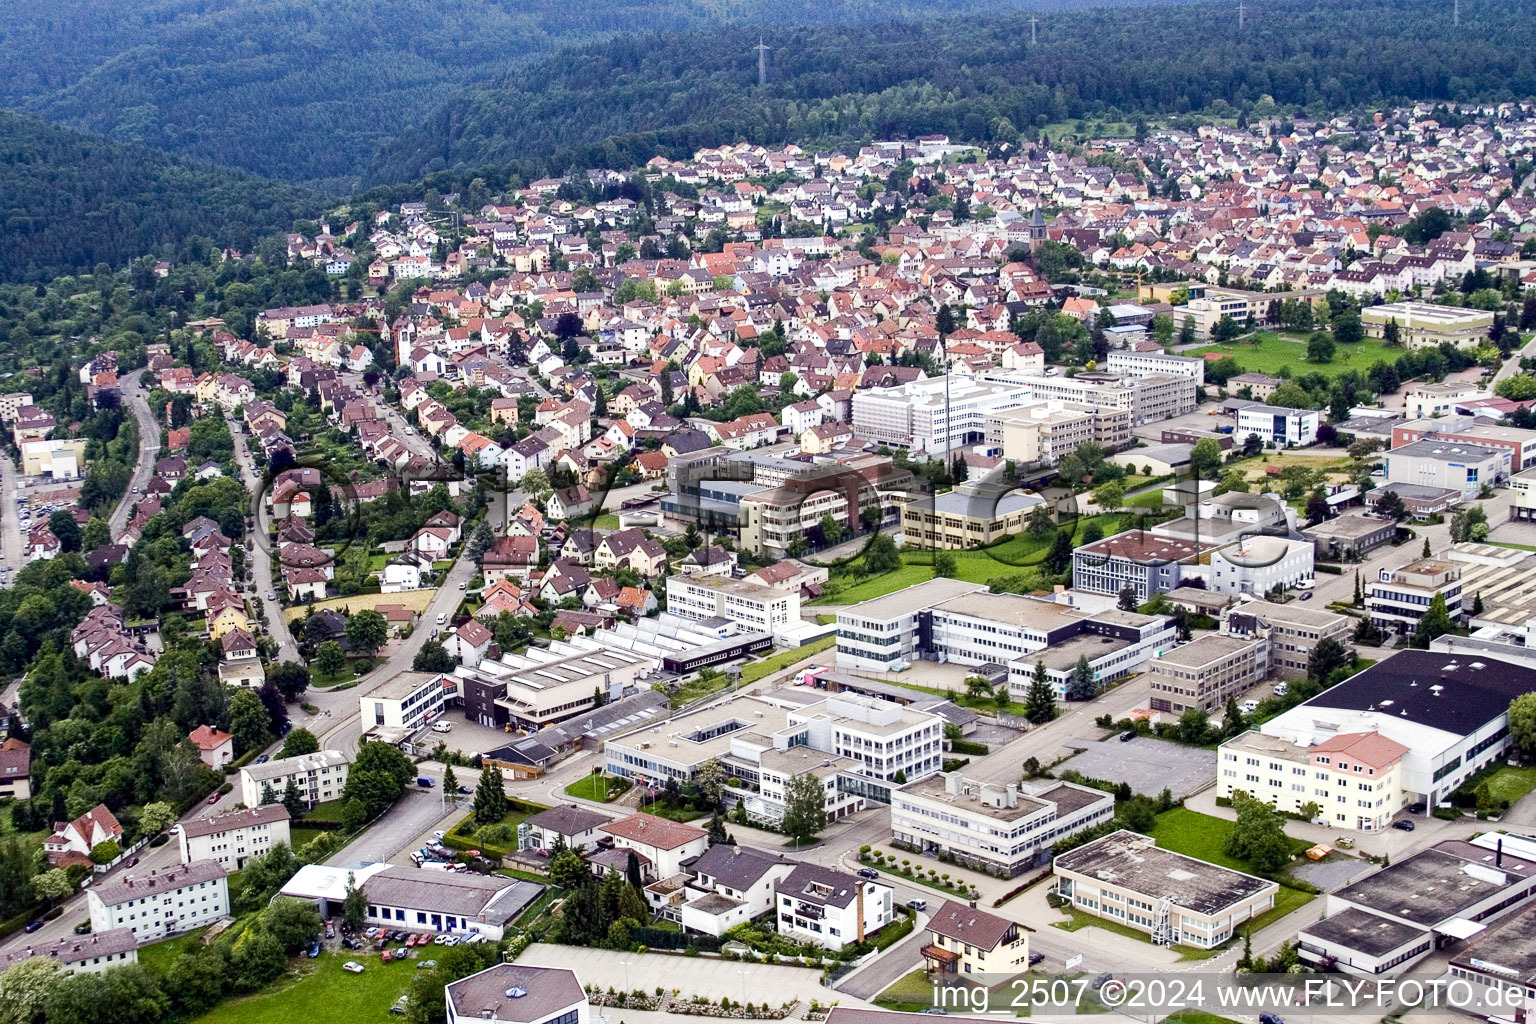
[225,411,299,663]
[108,369,162,541]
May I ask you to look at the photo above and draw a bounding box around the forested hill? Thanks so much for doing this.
[0,0,1182,190]
[366,0,1536,186]
[0,110,324,283]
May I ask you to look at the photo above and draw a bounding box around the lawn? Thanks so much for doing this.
[810,513,1143,606]
[1479,766,1536,806]
[1148,808,1310,874]
[876,970,941,1012]
[194,951,412,1024]
[288,827,329,852]
[1187,331,1399,378]
[740,636,835,683]
[591,513,621,530]
[284,588,438,621]
[563,774,631,802]
[637,800,708,822]
[138,927,212,974]
[1052,909,1225,961]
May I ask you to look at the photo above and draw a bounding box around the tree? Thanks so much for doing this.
[474,766,508,825]
[342,741,415,820]
[1353,616,1383,646]
[228,688,272,755]
[261,896,323,953]
[864,533,901,574]
[138,801,176,836]
[1174,708,1212,745]
[781,771,828,844]
[268,661,310,701]
[1422,536,1432,558]
[466,520,495,561]
[1382,318,1402,347]
[48,510,81,553]
[1224,695,1246,737]
[1065,654,1097,700]
[0,957,65,1024]
[1509,693,1536,757]
[707,812,733,847]
[344,609,388,657]
[1413,592,1458,648]
[1304,490,1331,525]
[341,871,368,932]
[1332,309,1364,346]
[696,758,727,809]
[1496,375,1536,401]
[442,764,458,802]
[1117,583,1138,611]
[282,777,305,818]
[1374,489,1407,522]
[280,728,319,758]
[1242,432,1264,457]
[413,641,454,672]
[1093,481,1124,511]
[1353,570,1363,607]
[1024,660,1058,724]
[315,641,345,677]
[1026,505,1056,540]
[1225,792,1293,873]
[1188,437,1223,479]
[934,550,958,578]
[1117,795,1159,834]
[32,868,74,903]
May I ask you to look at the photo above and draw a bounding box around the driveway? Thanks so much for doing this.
[325,789,461,866]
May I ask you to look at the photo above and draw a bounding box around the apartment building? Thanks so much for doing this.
[1367,558,1463,637]
[1218,729,1409,831]
[1200,535,1316,597]
[599,813,710,878]
[87,861,230,941]
[776,864,892,951]
[666,574,800,634]
[1053,830,1279,949]
[792,693,944,785]
[899,480,1048,549]
[892,773,1115,877]
[1105,350,1206,384]
[1392,418,1536,473]
[361,669,450,734]
[1235,404,1320,448]
[0,928,138,975]
[676,842,796,936]
[1016,371,1197,426]
[1071,531,1215,603]
[851,375,1033,451]
[834,578,988,672]
[178,804,292,870]
[238,749,351,808]
[985,402,1132,465]
[1144,632,1270,713]
[1401,384,1487,420]
[1220,599,1352,679]
[922,901,1033,977]
[1384,439,1509,498]
[1361,301,1493,350]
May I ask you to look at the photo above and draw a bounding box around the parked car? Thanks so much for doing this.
[416,777,435,788]
[381,950,393,963]
[255,754,270,764]
[431,722,453,734]
[1408,802,1427,814]
[1028,952,1045,966]
[1334,836,1355,849]
[1119,730,1136,742]
[206,792,220,804]
[1239,699,1260,714]
[906,899,927,911]
[308,940,322,958]
[1259,1015,1284,1024]
[343,961,365,974]
[432,830,447,841]
[457,785,472,795]
[390,996,409,1016]
[1393,819,1416,831]
[857,868,879,880]
[1300,592,1314,601]
[73,922,91,935]
[1091,973,1112,991]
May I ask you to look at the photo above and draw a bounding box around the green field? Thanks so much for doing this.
[741,636,835,682]
[1148,808,1310,874]
[1478,767,1536,806]
[137,927,212,974]
[563,773,631,802]
[194,951,412,1024]
[810,513,1146,606]
[876,969,942,1012]
[1187,331,1398,378]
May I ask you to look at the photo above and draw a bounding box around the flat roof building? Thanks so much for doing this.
[445,963,589,1024]
[834,578,987,673]
[1361,301,1493,351]
[900,480,1047,550]
[1143,632,1270,714]
[1053,830,1279,949]
[1384,439,1509,498]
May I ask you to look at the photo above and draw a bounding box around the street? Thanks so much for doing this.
[224,411,299,662]
[108,368,162,541]
[0,454,26,580]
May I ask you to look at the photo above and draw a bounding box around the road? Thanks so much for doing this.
[1493,331,1536,384]
[226,413,299,663]
[0,455,26,581]
[109,369,161,542]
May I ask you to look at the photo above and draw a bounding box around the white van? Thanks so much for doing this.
[436,612,447,625]
[431,721,453,734]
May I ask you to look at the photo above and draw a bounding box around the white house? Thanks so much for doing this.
[678,843,796,937]
[0,928,139,975]
[239,749,352,808]
[775,864,893,951]
[1235,404,1320,448]
[87,861,230,941]
[598,813,709,878]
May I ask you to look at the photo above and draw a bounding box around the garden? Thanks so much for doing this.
[857,846,983,898]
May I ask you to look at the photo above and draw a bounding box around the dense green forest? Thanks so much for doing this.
[0,110,324,282]
[367,0,1536,184]
[0,0,1180,189]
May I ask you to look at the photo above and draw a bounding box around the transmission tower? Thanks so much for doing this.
[1030,16,1038,44]
[754,38,770,86]
[1238,0,1245,31]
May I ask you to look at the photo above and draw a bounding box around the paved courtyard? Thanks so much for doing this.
[1057,735,1216,799]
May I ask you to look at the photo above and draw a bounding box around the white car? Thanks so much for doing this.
[1295,579,1315,590]
[1239,699,1260,714]
[343,961,365,974]
[1273,682,1289,696]
[432,830,447,841]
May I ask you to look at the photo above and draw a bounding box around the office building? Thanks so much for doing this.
[1053,830,1278,949]
[1199,535,1316,597]
[1510,466,1536,522]
[361,669,451,735]
[834,578,987,672]
[87,861,230,941]
[985,402,1132,465]
[445,965,587,1024]
[1385,439,1509,498]
[1366,558,1463,637]
[1401,383,1488,420]
[1302,514,1397,559]
[1220,599,1352,679]
[454,639,648,731]
[891,773,1115,878]
[178,804,292,870]
[1361,302,1493,351]
[1016,371,1197,426]
[1254,651,1536,810]
[1392,417,1536,473]
[1144,632,1270,713]
[1217,729,1409,831]
[666,574,800,635]
[851,375,1033,452]
[899,480,1048,549]
[239,749,351,808]
[1105,351,1206,385]
[1071,531,1214,603]
[1235,404,1320,448]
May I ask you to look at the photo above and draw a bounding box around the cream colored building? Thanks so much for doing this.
[899,480,1048,549]
[453,640,648,731]
[19,437,87,478]
[1053,830,1279,949]
[985,402,1131,465]
[177,804,292,869]
[738,484,851,557]
[1361,301,1493,351]
[922,900,1033,977]
[1217,729,1409,832]
[1367,558,1463,637]
[1017,371,1197,426]
[1145,632,1270,713]
[238,749,351,808]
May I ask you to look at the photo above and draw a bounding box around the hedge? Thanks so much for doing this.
[947,739,989,756]
[633,926,722,951]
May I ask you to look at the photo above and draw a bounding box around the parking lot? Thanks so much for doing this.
[1057,734,1217,799]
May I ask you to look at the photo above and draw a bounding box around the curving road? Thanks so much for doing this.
[109,369,162,542]
[224,412,299,663]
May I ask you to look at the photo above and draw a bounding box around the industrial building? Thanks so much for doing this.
[1361,301,1494,351]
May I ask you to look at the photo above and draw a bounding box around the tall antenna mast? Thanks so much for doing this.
[754,37,770,86]
[1030,16,1038,44]
[1238,0,1245,31]
[1454,0,1460,27]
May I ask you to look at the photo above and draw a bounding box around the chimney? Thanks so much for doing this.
[1497,838,1504,868]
